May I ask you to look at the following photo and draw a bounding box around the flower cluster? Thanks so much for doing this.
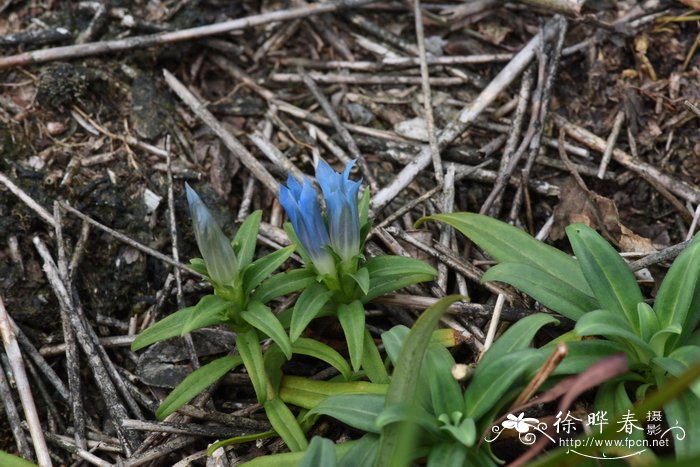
[279,160,362,277]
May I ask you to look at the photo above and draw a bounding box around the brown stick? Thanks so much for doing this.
[553,114,700,204]
[0,1,375,69]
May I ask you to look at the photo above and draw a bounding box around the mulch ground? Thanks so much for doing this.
[0,0,699,465]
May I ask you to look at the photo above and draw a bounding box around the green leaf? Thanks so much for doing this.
[482,263,597,320]
[427,442,468,467]
[306,394,385,433]
[338,434,379,467]
[546,339,626,377]
[264,397,308,452]
[156,355,242,419]
[243,245,295,295]
[232,210,262,267]
[364,255,438,279]
[241,301,292,359]
[236,328,268,403]
[425,345,462,417]
[263,344,287,395]
[376,296,464,467]
[381,325,409,366]
[182,295,233,335]
[575,309,653,361]
[655,235,700,351]
[189,257,208,276]
[438,416,476,448]
[637,302,660,343]
[663,388,700,458]
[290,283,334,341]
[348,267,370,295]
[253,268,317,304]
[362,328,390,384]
[479,312,559,369]
[650,324,683,357]
[208,431,276,455]
[292,338,352,381]
[566,224,644,333]
[280,375,387,409]
[418,212,593,296]
[657,345,700,398]
[464,349,540,420]
[238,439,359,467]
[363,274,435,303]
[338,300,366,372]
[300,437,336,467]
[131,295,230,351]
[375,403,441,438]
[0,451,37,467]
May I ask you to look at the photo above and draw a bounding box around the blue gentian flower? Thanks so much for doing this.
[185,184,238,285]
[316,160,362,264]
[279,176,336,276]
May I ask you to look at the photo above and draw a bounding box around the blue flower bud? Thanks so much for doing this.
[316,160,362,264]
[185,184,238,285]
[279,176,336,276]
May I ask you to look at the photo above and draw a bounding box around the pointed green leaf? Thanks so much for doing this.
[182,295,232,335]
[338,434,379,467]
[264,397,308,452]
[232,210,262,267]
[290,283,334,341]
[236,328,268,403]
[362,328,390,384]
[358,187,371,225]
[235,439,361,467]
[0,451,38,467]
[637,302,660,342]
[306,394,385,433]
[189,257,208,276]
[131,295,230,351]
[243,245,295,295]
[300,437,336,467]
[338,300,366,372]
[576,309,653,360]
[364,255,438,279]
[425,344,463,417]
[375,403,440,437]
[348,267,370,295]
[418,212,592,296]
[650,324,683,356]
[363,274,435,303]
[479,312,559,369]
[292,338,352,381]
[241,301,292,359]
[465,349,540,419]
[566,224,644,333]
[483,263,597,320]
[253,268,317,304]
[654,235,700,351]
[663,388,700,458]
[376,296,464,467]
[156,355,242,419]
[427,442,468,467]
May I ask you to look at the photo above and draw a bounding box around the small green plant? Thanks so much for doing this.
[422,212,700,458]
[278,160,436,381]
[132,186,312,450]
[243,296,564,467]
[131,162,436,452]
